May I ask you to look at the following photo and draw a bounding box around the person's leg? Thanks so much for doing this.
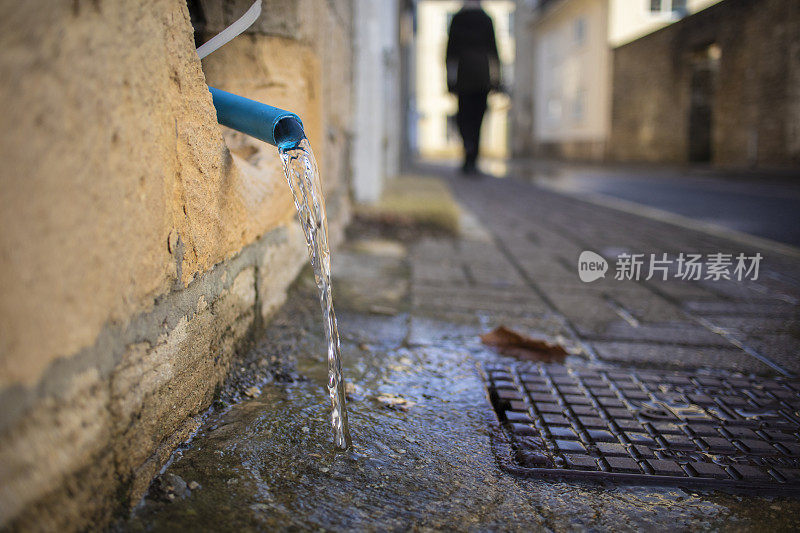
[460,92,487,173]
[456,93,472,172]
[471,92,488,169]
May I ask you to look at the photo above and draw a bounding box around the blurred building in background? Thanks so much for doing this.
[610,0,800,167]
[518,0,613,160]
[510,0,800,169]
[352,0,402,202]
[609,0,721,47]
[416,0,515,162]
[512,0,721,161]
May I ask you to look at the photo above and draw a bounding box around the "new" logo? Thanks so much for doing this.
[578,251,608,282]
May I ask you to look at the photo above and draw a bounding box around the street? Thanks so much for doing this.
[531,165,800,248]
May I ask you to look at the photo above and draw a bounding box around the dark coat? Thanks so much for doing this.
[445,7,500,94]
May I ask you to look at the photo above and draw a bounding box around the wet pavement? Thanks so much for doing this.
[120,174,800,531]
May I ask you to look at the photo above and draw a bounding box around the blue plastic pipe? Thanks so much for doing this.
[208,87,305,149]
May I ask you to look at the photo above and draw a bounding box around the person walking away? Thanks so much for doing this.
[446,0,500,175]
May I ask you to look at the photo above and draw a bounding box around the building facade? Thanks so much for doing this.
[610,0,800,167]
[352,0,402,202]
[512,0,725,162]
[529,0,611,160]
[609,0,721,47]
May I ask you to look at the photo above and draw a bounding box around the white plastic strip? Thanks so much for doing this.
[196,0,262,60]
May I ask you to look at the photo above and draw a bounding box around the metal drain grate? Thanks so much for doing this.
[484,362,800,492]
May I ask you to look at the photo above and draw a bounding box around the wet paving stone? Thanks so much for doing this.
[485,362,800,493]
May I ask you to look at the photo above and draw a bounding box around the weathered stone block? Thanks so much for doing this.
[258,224,309,319]
[0,369,110,528]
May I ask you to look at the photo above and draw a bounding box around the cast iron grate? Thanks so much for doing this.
[484,362,800,493]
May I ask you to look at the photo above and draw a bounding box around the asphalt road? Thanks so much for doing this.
[534,168,800,248]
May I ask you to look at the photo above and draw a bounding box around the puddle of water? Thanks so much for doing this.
[280,139,351,450]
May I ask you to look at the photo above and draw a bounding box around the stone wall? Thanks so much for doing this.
[535,140,607,161]
[0,0,353,530]
[609,0,800,167]
[510,0,537,158]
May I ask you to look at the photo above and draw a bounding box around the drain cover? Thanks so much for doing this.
[484,362,800,492]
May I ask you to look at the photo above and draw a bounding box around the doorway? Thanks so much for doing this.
[687,43,720,163]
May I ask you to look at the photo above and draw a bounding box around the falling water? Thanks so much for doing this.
[279,138,352,450]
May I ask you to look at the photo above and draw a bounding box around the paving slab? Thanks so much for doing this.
[590,342,774,374]
[446,175,799,377]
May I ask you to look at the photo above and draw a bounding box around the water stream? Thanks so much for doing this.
[279,138,352,450]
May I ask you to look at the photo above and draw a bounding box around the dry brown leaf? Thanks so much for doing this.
[374,393,416,411]
[480,326,568,363]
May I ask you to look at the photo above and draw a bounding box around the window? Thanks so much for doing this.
[446,114,458,144]
[572,89,586,123]
[573,17,586,46]
[650,0,687,15]
[547,98,562,123]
